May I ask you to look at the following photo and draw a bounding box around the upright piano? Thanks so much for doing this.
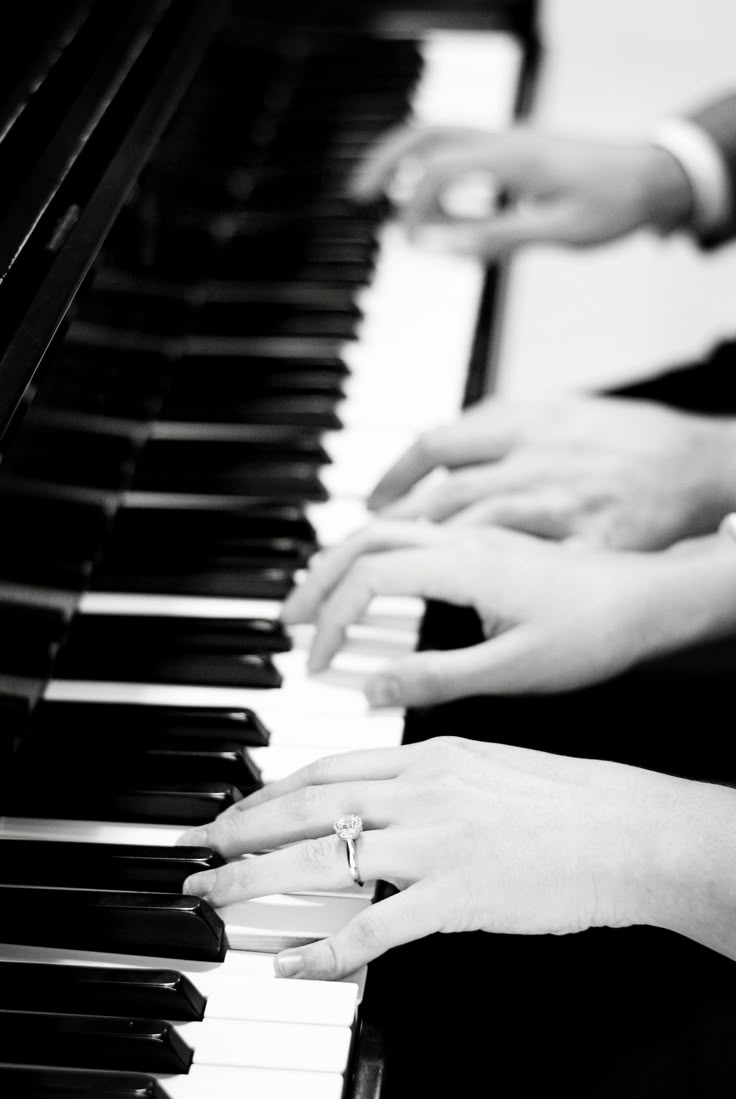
[0,2,540,1096]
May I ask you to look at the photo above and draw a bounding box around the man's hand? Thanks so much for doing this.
[281,522,736,706]
[349,125,694,257]
[367,394,736,551]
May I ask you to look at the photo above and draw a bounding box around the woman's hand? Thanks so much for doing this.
[349,125,693,258]
[281,522,736,707]
[179,737,706,981]
[366,395,736,551]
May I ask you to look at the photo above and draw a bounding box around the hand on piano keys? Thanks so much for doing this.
[347,123,695,259]
[177,734,735,986]
[363,390,736,551]
[282,518,728,703]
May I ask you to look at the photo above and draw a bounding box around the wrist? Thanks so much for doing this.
[638,143,694,233]
[638,537,736,658]
[707,418,736,514]
[640,778,736,962]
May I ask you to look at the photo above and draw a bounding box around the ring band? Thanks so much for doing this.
[333,814,364,887]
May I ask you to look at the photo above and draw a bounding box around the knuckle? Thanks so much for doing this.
[352,909,387,951]
[413,735,470,778]
[316,937,341,978]
[304,755,340,787]
[223,857,253,893]
[432,734,469,758]
[285,785,321,825]
[207,813,242,855]
[300,836,337,874]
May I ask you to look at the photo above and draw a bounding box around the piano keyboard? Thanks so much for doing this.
[0,17,524,1099]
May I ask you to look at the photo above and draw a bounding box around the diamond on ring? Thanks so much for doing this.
[333,814,364,887]
[333,814,363,840]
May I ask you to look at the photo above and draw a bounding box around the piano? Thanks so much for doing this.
[0,2,539,1097]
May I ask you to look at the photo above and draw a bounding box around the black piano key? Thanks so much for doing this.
[33,700,271,747]
[0,841,223,892]
[0,602,68,677]
[0,548,94,589]
[168,376,346,408]
[171,365,348,397]
[93,563,294,599]
[140,739,262,789]
[219,254,371,286]
[0,456,132,491]
[0,1066,170,1099]
[0,962,205,1021]
[100,537,308,571]
[18,780,242,825]
[54,647,282,688]
[0,1011,192,1074]
[5,423,137,466]
[14,733,262,802]
[0,600,69,642]
[111,506,316,563]
[0,886,227,960]
[82,291,360,341]
[65,614,291,654]
[0,475,116,523]
[134,459,328,500]
[162,392,343,429]
[114,501,316,544]
[178,348,349,376]
[0,486,111,542]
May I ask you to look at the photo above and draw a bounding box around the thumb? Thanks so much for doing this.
[365,631,538,707]
[274,884,440,980]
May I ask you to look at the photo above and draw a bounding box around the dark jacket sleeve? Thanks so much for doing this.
[687,92,736,247]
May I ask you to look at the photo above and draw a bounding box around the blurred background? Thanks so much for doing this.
[496,0,736,395]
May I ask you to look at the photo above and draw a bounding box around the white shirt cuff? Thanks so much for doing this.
[651,117,733,236]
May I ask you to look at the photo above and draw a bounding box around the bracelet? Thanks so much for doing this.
[719,513,736,539]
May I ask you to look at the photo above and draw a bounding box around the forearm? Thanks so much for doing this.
[644,533,736,661]
[644,778,736,964]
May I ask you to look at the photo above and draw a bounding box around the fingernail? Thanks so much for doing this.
[275,953,305,978]
[177,828,209,847]
[183,870,216,898]
[366,676,401,708]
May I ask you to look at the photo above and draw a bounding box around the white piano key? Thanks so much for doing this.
[306,497,371,547]
[414,30,522,128]
[220,893,371,953]
[162,1065,344,1099]
[44,678,382,728]
[197,973,357,1026]
[177,1017,352,1073]
[78,591,422,628]
[0,816,184,846]
[79,593,282,619]
[0,942,366,1006]
[249,731,397,783]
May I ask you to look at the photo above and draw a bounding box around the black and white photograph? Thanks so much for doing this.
[0,1,735,1095]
